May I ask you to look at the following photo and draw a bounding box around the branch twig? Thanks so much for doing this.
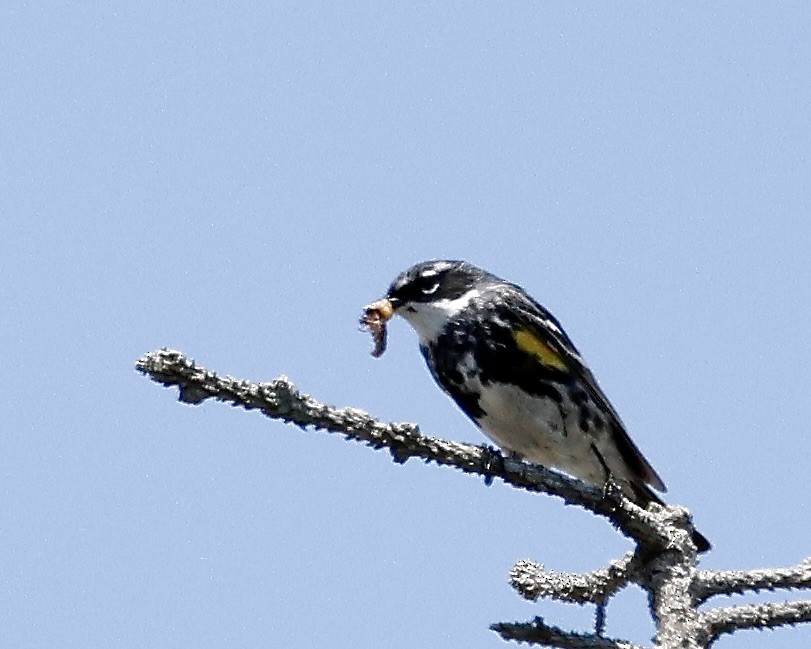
[491,617,643,649]
[699,600,811,645]
[509,552,642,604]
[693,558,811,603]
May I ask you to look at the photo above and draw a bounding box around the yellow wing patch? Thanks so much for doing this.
[512,328,569,372]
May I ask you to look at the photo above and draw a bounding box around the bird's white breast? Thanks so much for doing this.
[467,378,609,486]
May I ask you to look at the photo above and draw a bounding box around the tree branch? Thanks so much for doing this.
[135,348,811,648]
[509,552,642,605]
[645,549,703,649]
[699,600,811,645]
[135,348,688,553]
[693,558,811,603]
[491,617,644,649]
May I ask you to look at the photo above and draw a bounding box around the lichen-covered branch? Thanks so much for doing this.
[693,557,811,603]
[491,617,643,649]
[699,600,811,645]
[134,348,687,553]
[646,549,703,649]
[509,552,642,604]
[135,348,811,649]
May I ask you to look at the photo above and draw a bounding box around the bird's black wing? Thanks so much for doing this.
[498,283,667,492]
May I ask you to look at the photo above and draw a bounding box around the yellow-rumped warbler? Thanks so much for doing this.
[363,260,710,552]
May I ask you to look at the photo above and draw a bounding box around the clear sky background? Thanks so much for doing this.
[2,3,809,648]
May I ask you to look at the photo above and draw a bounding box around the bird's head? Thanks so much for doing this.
[363,260,494,348]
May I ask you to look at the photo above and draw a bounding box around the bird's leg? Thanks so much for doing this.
[590,443,614,488]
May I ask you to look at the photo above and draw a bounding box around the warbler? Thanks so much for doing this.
[364,260,710,552]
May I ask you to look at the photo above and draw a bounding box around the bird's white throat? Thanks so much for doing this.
[398,288,480,343]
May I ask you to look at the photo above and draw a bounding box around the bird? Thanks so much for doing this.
[363,259,710,552]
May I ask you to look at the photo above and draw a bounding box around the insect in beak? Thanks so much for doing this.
[360,298,398,357]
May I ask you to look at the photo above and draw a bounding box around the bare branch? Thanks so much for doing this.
[134,348,687,552]
[510,552,642,605]
[646,550,703,649]
[135,349,811,648]
[491,617,644,649]
[700,600,811,645]
[693,558,811,603]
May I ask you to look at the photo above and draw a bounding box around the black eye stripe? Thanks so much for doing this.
[387,262,482,304]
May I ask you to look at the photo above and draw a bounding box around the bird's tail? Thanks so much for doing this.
[630,482,711,553]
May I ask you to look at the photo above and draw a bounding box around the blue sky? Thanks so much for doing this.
[2,3,809,647]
